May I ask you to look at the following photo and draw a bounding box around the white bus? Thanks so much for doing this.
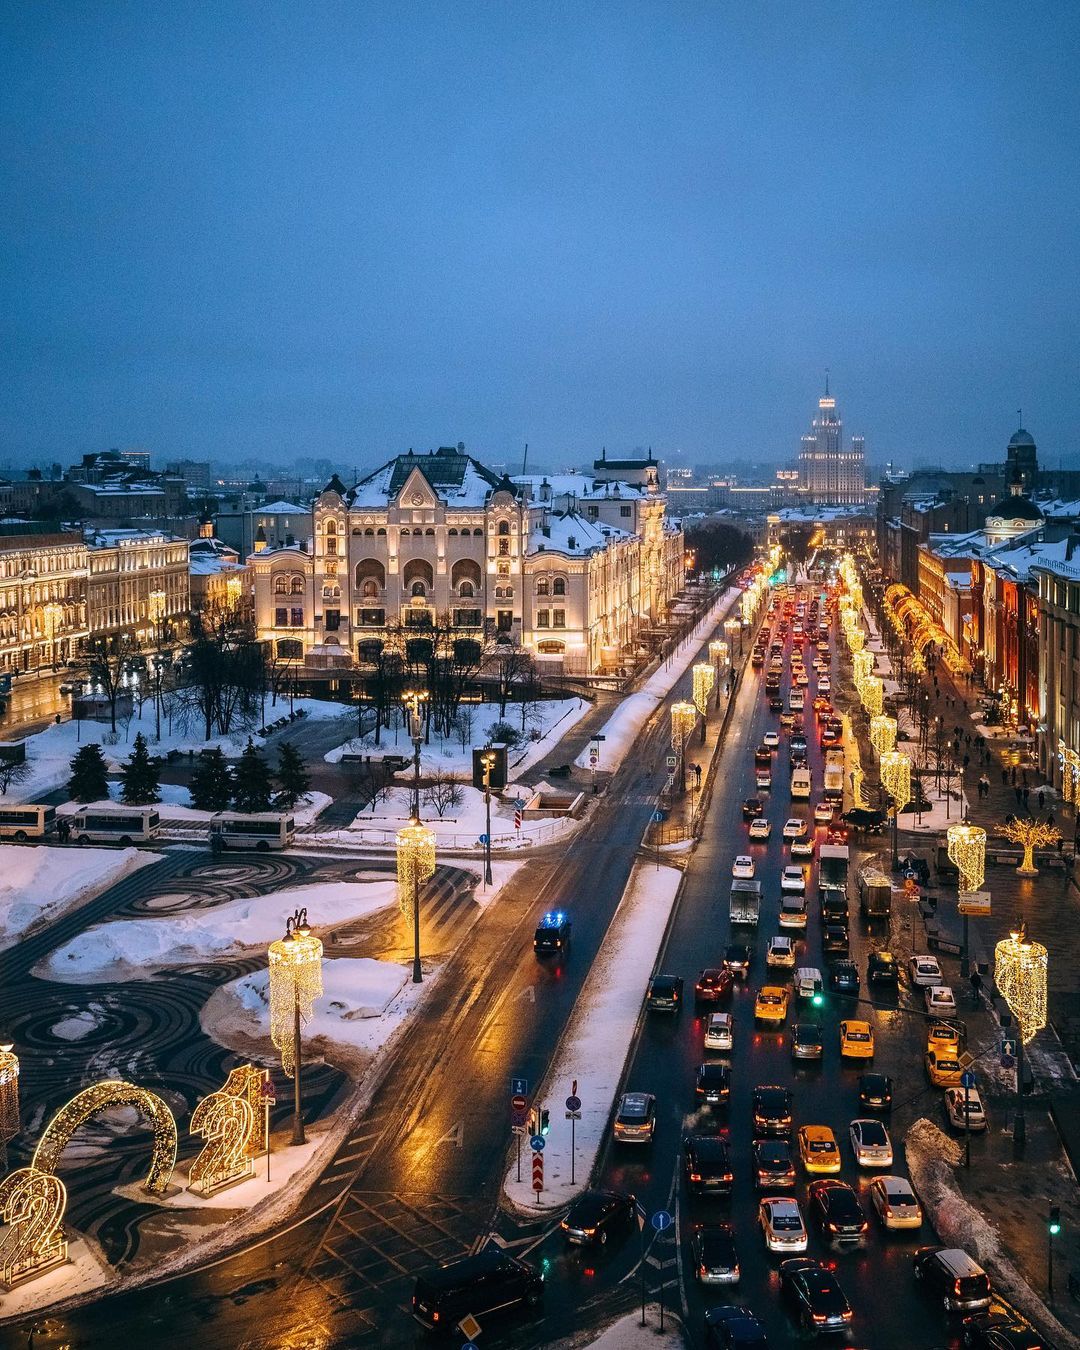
[71,806,161,846]
[0,804,56,841]
[209,812,296,852]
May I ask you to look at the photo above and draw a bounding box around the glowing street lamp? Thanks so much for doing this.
[396,816,435,985]
[268,909,323,1146]
[709,639,728,708]
[692,663,715,740]
[725,617,742,658]
[860,675,884,717]
[947,823,986,895]
[869,715,897,758]
[0,1043,18,1172]
[671,701,696,793]
[853,650,873,689]
[995,922,1048,1154]
[881,750,911,870]
[480,749,496,885]
[402,689,429,816]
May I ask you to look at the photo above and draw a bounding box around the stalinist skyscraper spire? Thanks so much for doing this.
[797,378,866,504]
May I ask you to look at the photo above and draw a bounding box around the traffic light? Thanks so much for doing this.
[812,991,824,1008]
[1049,1206,1061,1237]
[539,1108,550,1136]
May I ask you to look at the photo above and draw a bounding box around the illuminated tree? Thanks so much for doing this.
[1001,816,1062,877]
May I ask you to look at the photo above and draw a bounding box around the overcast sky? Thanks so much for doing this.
[2,2,1078,473]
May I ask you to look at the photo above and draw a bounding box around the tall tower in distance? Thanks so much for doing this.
[797,377,866,504]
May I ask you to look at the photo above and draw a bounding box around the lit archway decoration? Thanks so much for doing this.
[946,823,986,894]
[692,663,715,716]
[33,1080,177,1195]
[995,923,1047,1044]
[0,1167,67,1286]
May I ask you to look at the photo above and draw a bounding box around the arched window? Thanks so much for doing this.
[448,527,458,536]
[326,536,337,555]
[325,520,337,535]
[553,577,566,596]
[473,528,483,537]
[364,527,375,536]
[361,579,379,598]
[498,538,510,556]
[400,527,411,536]
[498,521,510,536]
[274,575,288,594]
[536,578,549,596]
[411,580,427,598]
[354,559,385,591]
[425,527,435,536]
[402,558,434,591]
[458,581,474,597]
[290,576,304,595]
[377,527,386,535]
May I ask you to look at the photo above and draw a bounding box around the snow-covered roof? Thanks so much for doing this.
[189,556,248,577]
[348,449,509,510]
[512,473,647,502]
[983,536,1070,584]
[769,504,871,523]
[85,527,181,547]
[527,510,631,557]
[75,482,164,496]
[257,500,309,515]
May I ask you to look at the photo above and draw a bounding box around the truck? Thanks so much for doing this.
[818,843,850,902]
[823,748,845,801]
[857,858,893,920]
[730,878,762,927]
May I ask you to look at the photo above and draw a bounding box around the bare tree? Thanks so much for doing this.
[173,615,264,741]
[422,770,464,819]
[84,636,129,734]
[487,641,533,717]
[453,705,476,751]
[0,759,31,797]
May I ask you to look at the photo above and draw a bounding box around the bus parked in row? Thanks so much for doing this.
[71,806,161,846]
[209,812,296,852]
[0,804,56,840]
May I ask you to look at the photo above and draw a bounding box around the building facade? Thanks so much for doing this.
[797,382,866,505]
[85,530,190,646]
[0,526,89,674]
[1036,546,1080,800]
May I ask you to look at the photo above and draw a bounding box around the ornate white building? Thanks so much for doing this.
[250,447,684,675]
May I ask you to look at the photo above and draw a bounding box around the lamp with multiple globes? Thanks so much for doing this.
[268,909,323,1146]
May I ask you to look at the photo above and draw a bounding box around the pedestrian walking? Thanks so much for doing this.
[1038,789,1046,810]
[1023,786,1031,808]
[1011,767,1017,786]
[963,753,970,770]
[57,818,70,844]
[1022,770,1029,789]
[965,733,972,747]
[1014,785,1023,805]
[970,970,983,1007]
[1001,768,1008,786]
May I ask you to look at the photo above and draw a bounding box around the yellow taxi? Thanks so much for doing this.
[925,1050,963,1087]
[926,1021,962,1057]
[839,1019,874,1059]
[754,986,790,1025]
[797,1124,842,1174]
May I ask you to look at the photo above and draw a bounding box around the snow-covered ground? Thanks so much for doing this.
[559,1312,687,1350]
[55,783,332,828]
[38,878,398,982]
[0,844,155,952]
[573,589,739,773]
[503,863,683,1212]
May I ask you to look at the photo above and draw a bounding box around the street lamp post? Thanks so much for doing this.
[396,816,435,984]
[267,909,323,1147]
[708,640,727,710]
[480,750,496,885]
[402,689,429,816]
[995,922,1048,1157]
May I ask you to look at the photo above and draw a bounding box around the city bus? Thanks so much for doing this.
[0,804,56,841]
[71,806,161,846]
[209,812,296,852]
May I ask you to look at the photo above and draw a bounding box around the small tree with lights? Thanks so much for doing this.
[1001,815,1062,877]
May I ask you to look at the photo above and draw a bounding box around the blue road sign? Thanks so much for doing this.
[479,833,490,845]
[510,1077,528,1095]
[651,1209,673,1232]
[960,1071,977,1089]
[530,1135,545,1152]
[565,1094,582,1112]
[651,809,665,822]
[511,1109,527,1127]
[463,1343,479,1350]
[513,798,526,810]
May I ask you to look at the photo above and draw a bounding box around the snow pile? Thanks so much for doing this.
[905,1117,1076,1347]
[0,844,154,951]
[567,1312,687,1350]
[339,780,578,850]
[503,863,683,1212]
[39,878,397,982]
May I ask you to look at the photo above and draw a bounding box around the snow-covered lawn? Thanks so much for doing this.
[563,1313,687,1350]
[0,844,155,952]
[55,784,332,829]
[38,878,398,982]
[574,588,739,773]
[503,863,683,1212]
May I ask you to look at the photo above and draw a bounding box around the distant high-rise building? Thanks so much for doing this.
[797,380,866,504]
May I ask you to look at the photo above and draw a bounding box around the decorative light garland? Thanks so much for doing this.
[0,1167,67,1285]
[1000,817,1061,877]
[860,674,884,717]
[670,701,696,752]
[692,663,715,716]
[853,651,873,687]
[995,923,1047,1044]
[946,823,986,894]
[33,1080,177,1194]
[396,816,436,916]
[0,1044,19,1145]
[880,751,912,811]
[869,715,897,758]
[708,639,728,670]
[268,916,324,1079]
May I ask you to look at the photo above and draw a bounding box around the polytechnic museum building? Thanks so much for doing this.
[250,446,685,677]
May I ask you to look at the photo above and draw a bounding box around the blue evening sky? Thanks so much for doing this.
[2,2,1078,472]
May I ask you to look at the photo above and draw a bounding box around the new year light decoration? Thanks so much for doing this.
[189,1089,255,1196]
[268,910,323,1080]
[848,627,865,655]
[860,675,884,717]
[995,923,1047,1044]
[853,651,873,688]
[1000,817,1061,878]
[34,1080,177,1194]
[396,816,436,916]
[670,701,696,751]
[946,823,986,894]
[880,751,912,812]
[851,765,869,809]
[692,663,715,716]
[0,1167,67,1286]
[869,715,897,758]
[0,1044,19,1150]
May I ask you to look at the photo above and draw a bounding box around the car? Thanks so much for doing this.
[754,986,789,1025]
[807,1179,868,1244]
[796,670,810,687]
[869,1175,923,1229]
[825,823,848,845]
[818,676,831,693]
[560,1189,635,1245]
[961,1308,1045,1348]
[822,924,849,959]
[925,985,958,1016]
[945,1085,988,1132]
[790,836,815,859]
[646,974,684,1012]
[412,1249,543,1331]
[704,1012,735,1052]
[767,935,797,969]
[829,961,860,996]
[684,1134,734,1194]
[913,1247,992,1313]
[752,1085,793,1136]
[753,1137,796,1190]
[789,691,805,709]
[821,893,848,928]
[797,1125,841,1174]
[779,710,797,729]
[839,1019,874,1059]
[613,1092,656,1142]
[780,864,806,893]
[813,695,830,711]
[696,1062,732,1108]
[763,730,780,748]
[925,1050,963,1088]
[768,696,785,713]
[748,818,772,840]
[909,953,944,987]
[927,1019,965,1056]
[533,910,572,955]
[704,1304,769,1349]
[695,968,734,1006]
[755,770,772,790]
[778,1256,853,1334]
[813,801,835,824]
[790,1023,823,1060]
[732,854,755,879]
[782,817,807,840]
[724,943,752,979]
[867,951,899,987]
[754,745,772,766]
[742,797,764,820]
[692,1224,741,1285]
[849,1117,893,1166]
[759,1197,808,1253]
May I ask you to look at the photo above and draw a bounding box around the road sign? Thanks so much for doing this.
[459,1313,482,1339]
[957,890,992,916]
[530,1135,545,1152]
[510,1078,528,1095]
[513,797,526,810]
[960,1070,977,1089]
[511,1093,527,1112]
[514,810,522,830]
[532,1154,544,1192]
[479,833,489,845]
[651,1209,673,1233]
[592,734,607,741]
[589,749,599,766]
[565,1110,581,1120]
[1001,1037,1018,1060]
[665,753,678,770]
[463,1343,479,1350]
[651,809,665,822]
[959,1051,975,1070]
[565,1094,581,1112]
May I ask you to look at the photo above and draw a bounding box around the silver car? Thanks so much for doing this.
[704,1012,734,1052]
[849,1118,893,1167]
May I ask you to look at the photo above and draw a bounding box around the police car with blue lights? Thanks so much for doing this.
[534,910,572,956]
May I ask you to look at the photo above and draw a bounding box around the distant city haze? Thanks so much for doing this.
[2,2,1078,472]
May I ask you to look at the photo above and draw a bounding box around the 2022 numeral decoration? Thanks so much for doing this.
[188,1092,255,1196]
[0,1167,68,1287]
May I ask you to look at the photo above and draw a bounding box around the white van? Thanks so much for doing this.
[0,804,56,840]
[791,767,812,799]
[795,967,824,1000]
[71,807,160,846]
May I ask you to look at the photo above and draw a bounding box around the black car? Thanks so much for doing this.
[753,1138,796,1189]
[962,1307,1045,1348]
[822,925,849,959]
[704,1304,769,1348]
[752,1085,793,1136]
[829,960,860,996]
[724,943,752,979]
[743,796,764,819]
[820,893,848,928]
[533,910,572,956]
[696,1062,732,1108]
[779,1257,853,1336]
[559,1189,635,1246]
[790,735,808,756]
[685,1135,734,1195]
[692,1225,741,1286]
[412,1250,542,1331]
[768,696,785,712]
[867,951,899,987]
[696,967,735,1006]
[646,974,684,1012]
[858,1072,893,1111]
[807,1180,868,1242]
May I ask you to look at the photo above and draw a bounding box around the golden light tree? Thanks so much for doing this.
[946,823,986,894]
[670,701,696,751]
[850,765,869,810]
[0,1044,19,1155]
[869,715,897,758]
[995,923,1047,1043]
[708,639,727,670]
[860,675,884,717]
[848,627,866,655]
[853,651,873,688]
[1000,816,1062,877]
